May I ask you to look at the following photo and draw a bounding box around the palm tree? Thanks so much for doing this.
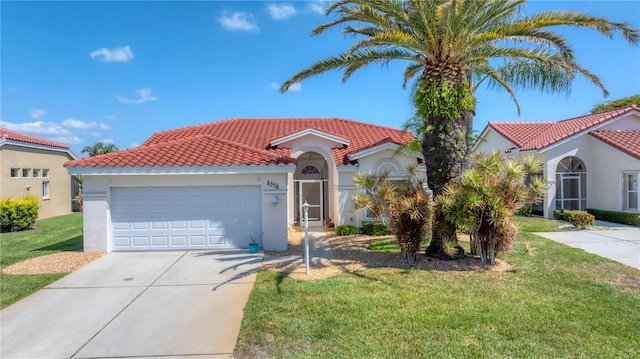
[281,0,639,259]
[81,142,119,157]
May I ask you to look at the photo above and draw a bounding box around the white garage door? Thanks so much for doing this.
[110,186,261,251]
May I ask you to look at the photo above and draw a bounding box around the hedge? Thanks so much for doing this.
[0,194,40,233]
[362,221,390,236]
[335,224,359,236]
[586,208,640,227]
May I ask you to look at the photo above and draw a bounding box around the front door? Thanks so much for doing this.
[297,180,324,226]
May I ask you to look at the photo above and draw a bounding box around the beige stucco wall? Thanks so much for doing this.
[0,144,74,219]
[80,172,290,252]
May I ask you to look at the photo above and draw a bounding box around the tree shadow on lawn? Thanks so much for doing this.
[35,235,83,252]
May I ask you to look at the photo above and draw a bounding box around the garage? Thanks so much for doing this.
[110,186,262,251]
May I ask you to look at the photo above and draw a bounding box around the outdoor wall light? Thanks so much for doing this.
[271,196,280,206]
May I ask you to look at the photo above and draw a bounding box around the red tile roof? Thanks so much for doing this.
[0,127,70,149]
[590,130,640,160]
[488,105,640,151]
[65,118,414,168]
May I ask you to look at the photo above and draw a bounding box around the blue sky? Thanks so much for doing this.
[2,1,639,156]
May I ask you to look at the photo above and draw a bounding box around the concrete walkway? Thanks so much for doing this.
[536,221,640,270]
[1,250,262,359]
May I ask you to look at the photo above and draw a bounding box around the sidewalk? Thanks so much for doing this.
[536,221,640,270]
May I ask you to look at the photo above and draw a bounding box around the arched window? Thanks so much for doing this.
[556,157,586,210]
[301,165,319,174]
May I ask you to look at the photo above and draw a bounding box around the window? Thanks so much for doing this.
[624,173,638,211]
[22,168,31,178]
[33,169,41,178]
[42,169,49,178]
[10,168,19,178]
[301,165,319,174]
[42,181,50,199]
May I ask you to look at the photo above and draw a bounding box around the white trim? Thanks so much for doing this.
[337,165,358,173]
[0,139,78,159]
[348,142,422,161]
[66,164,296,176]
[270,128,349,147]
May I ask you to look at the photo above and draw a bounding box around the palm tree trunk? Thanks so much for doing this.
[422,109,473,260]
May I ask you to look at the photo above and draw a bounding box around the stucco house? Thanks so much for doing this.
[65,118,424,252]
[1,128,77,219]
[474,105,640,219]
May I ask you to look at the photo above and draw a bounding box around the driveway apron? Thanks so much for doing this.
[1,250,262,359]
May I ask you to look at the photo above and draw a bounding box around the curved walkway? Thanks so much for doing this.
[535,221,640,270]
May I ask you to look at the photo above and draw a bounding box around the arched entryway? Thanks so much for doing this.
[294,152,329,226]
[555,156,587,210]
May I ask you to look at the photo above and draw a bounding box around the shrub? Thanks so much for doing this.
[568,211,595,229]
[554,209,564,220]
[586,208,640,227]
[362,221,390,236]
[335,224,358,236]
[0,195,40,232]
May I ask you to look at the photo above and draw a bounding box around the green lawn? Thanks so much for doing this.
[1,213,83,309]
[236,217,640,358]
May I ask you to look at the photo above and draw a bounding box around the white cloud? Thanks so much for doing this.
[219,12,259,32]
[288,83,302,92]
[101,139,115,144]
[116,87,158,104]
[90,46,134,62]
[268,82,301,92]
[99,123,111,130]
[267,3,296,20]
[61,118,97,130]
[30,109,46,119]
[51,136,82,145]
[129,142,140,148]
[105,115,118,121]
[1,120,71,136]
[308,0,330,15]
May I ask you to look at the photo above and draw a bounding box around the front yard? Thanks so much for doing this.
[236,217,640,358]
[1,213,84,308]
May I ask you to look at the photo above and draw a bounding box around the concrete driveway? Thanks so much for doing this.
[535,222,640,270]
[1,250,262,359]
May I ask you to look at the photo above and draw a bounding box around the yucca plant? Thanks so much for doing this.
[353,166,431,266]
[437,151,545,265]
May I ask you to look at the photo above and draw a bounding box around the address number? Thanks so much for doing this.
[267,180,280,189]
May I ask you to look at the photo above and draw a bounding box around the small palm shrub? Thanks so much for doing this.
[335,225,358,236]
[438,152,545,265]
[353,165,431,266]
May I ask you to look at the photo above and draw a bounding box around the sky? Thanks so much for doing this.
[2,0,639,157]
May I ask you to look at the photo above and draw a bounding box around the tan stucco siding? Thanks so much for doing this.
[0,145,73,219]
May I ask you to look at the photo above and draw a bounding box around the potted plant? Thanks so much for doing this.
[248,232,261,253]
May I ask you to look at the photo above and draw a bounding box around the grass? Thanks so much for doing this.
[1,213,83,309]
[236,217,640,358]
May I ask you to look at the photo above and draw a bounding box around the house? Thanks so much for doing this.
[1,128,78,219]
[474,105,640,219]
[64,118,424,252]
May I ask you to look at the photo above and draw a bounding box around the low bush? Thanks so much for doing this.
[555,209,595,228]
[335,224,359,236]
[586,208,640,227]
[568,211,595,229]
[0,195,40,233]
[362,221,390,236]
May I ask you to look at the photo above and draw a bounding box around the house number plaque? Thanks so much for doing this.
[266,180,280,190]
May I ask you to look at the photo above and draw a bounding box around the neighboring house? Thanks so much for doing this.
[1,128,78,219]
[65,118,424,252]
[474,105,640,219]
